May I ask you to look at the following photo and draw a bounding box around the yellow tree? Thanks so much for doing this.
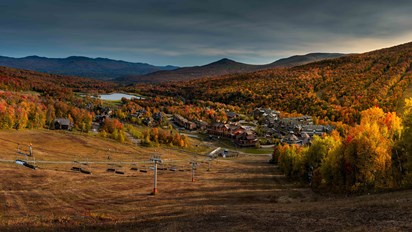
[15,102,29,129]
[151,127,159,143]
[316,131,344,190]
[344,107,402,191]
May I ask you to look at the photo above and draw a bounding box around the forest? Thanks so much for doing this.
[273,105,411,192]
[0,66,113,136]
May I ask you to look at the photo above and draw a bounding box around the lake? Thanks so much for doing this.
[99,93,142,101]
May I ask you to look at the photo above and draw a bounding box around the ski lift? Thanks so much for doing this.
[130,163,138,171]
[80,160,92,175]
[140,165,148,173]
[71,160,81,172]
[15,159,36,170]
[114,164,125,174]
[80,168,92,175]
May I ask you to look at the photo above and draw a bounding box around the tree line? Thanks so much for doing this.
[273,102,411,193]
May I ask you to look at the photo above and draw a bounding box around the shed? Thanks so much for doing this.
[54,118,72,130]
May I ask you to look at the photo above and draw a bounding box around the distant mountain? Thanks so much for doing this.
[118,53,345,83]
[266,53,345,68]
[0,55,178,80]
[117,58,260,83]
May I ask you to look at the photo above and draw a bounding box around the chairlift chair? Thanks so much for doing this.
[115,164,125,174]
[106,163,116,172]
[71,160,81,172]
[15,159,36,170]
[80,168,92,175]
[139,165,148,173]
[130,163,138,171]
[80,160,92,175]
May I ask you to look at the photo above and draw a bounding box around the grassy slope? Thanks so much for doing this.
[0,129,191,163]
[0,129,411,231]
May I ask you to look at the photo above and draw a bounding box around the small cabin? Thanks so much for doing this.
[54,118,72,130]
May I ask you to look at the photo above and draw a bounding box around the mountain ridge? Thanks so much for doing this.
[267,52,346,67]
[0,55,179,80]
[118,53,345,83]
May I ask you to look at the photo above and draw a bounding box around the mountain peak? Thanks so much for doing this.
[209,58,239,66]
[218,58,233,62]
[66,56,90,60]
[25,55,46,59]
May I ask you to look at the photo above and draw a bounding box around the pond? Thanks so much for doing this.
[99,93,142,101]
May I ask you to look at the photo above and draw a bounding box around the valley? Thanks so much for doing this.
[1,42,412,231]
[2,1,412,231]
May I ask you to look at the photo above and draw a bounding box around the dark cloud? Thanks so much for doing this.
[1,0,412,65]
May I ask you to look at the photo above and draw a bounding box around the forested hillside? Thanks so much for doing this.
[135,42,412,125]
[0,66,115,131]
[0,66,115,94]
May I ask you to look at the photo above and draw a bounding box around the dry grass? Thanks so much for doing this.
[0,129,189,162]
[0,129,411,231]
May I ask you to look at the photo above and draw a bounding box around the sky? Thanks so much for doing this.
[1,0,412,66]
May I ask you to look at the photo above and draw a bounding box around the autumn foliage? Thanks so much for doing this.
[126,124,189,148]
[99,118,126,143]
[273,106,410,192]
[135,42,412,125]
[0,65,115,132]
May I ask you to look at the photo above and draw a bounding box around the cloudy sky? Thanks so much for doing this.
[1,0,412,66]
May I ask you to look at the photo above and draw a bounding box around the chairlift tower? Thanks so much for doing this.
[28,143,33,158]
[29,143,35,168]
[150,155,163,195]
[190,161,198,182]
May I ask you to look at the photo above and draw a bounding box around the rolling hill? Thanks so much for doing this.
[134,42,412,124]
[117,53,345,83]
[117,58,260,83]
[0,65,115,93]
[0,55,178,80]
[266,52,346,68]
